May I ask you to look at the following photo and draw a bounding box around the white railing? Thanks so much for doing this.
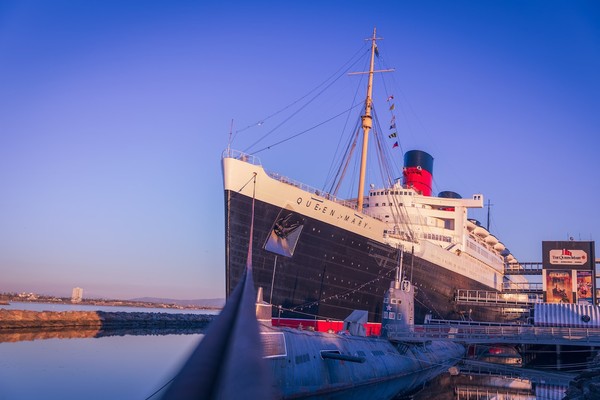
[502,282,543,292]
[224,149,358,210]
[264,171,358,210]
[455,289,543,305]
[386,324,600,346]
[222,148,262,166]
[505,262,543,275]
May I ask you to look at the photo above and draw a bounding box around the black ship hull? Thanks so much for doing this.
[225,190,511,324]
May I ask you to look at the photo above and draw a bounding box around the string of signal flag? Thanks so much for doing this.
[387,95,399,149]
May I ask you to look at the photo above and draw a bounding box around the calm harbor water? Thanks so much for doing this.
[2,301,221,315]
[0,332,202,400]
[0,303,574,399]
[0,302,215,400]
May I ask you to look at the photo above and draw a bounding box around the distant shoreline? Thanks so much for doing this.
[1,294,223,311]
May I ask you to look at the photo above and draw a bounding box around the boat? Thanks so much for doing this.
[222,28,526,325]
[164,175,464,400]
[261,258,465,399]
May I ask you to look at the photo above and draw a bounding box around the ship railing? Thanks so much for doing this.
[264,171,358,210]
[226,149,410,211]
[455,289,542,305]
[223,148,358,209]
[225,149,404,211]
[222,148,262,166]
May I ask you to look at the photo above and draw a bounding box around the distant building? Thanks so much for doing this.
[71,287,83,303]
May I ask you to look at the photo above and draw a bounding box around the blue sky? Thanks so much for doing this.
[1,1,599,300]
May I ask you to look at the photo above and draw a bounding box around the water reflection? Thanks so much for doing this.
[0,326,207,343]
[402,360,574,400]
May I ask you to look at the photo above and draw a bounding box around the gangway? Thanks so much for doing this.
[455,289,543,306]
[505,262,543,275]
[506,261,600,276]
[387,324,600,346]
[502,282,543,294]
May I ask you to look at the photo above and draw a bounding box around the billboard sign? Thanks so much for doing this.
[577,271,593,304]
[542,241,596,304]
[544,270,574,304]
[543,241,594,271]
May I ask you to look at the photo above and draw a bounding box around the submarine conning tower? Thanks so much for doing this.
[381,278,415,338]
[402,150,434,196]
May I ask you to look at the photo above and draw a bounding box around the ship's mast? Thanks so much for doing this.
[349,28,393,211]
[356,28,378,212]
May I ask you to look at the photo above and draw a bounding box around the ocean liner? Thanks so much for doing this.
[223,29,524,324]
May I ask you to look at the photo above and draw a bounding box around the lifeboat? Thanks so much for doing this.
[473,226,489,239]
[485,235,499,246]
[466,220,476,232]
[506,254,516,263]
[494,242,506,252]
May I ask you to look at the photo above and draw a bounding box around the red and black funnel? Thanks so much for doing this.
[403,150,434,196]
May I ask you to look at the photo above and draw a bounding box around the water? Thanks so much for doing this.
[401,371,570,400]
[1,334,574,400]
[0,332,202,400]
[1,340,574,400]
[0,304,574,399]
[0,302,214,400]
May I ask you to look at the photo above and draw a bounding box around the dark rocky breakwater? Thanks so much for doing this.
[562,371,600,400]
[0,309,214,342]
[561,352,600,400]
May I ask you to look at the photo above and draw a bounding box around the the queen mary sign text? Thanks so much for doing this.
[549,249,587,265]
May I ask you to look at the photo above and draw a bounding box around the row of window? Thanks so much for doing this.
[370,190,413,196]
[372,202,404,207]
[422,232,452,243]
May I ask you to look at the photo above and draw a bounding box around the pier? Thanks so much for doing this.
[387,323,600,346]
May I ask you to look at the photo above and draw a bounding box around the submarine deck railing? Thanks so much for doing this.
[386,324,600,346]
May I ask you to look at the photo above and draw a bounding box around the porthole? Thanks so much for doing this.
[582,315,591,323]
